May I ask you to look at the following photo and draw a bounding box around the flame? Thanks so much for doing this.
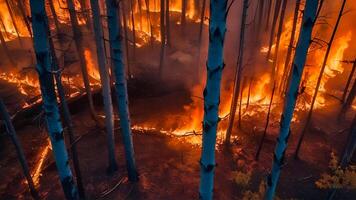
[84,48,100,82]
[31,139,51,188]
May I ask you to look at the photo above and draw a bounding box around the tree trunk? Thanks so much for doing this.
[271,0,288,83]
[246,77,253,110]
[17,0,32,37]
[264,0,318,198]
[339,75,356,119]
[0,99,39,199]
[144,0,154,47]
[106,0,139,181]
[121,1,131,77]
[265,0,273,31]
[0,22,16,67]
[159,0,165,78]
[47,22,86,199]
[48,0,62,41]
[255,81,276,160]
[181,0,187,33]
[279,0,301,95]
[165,0,171,46]
[66,0,100,124]
[199,0,227,199]
[341,60,356,103]
[79,0,92,30]
[294,0,347,158]
[225,0,248,145]
[29,0,79,198]
[5,0,23,46]
[256,0,265,38]
[266,0,282,61]
[198,0,206,43]
[90,0,118,173]
[130,0,136,60]
[238,77,245,128]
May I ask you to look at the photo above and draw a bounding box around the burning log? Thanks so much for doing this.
[0,99,39,199]
[29,0,79,198]
[294,0,348,158]
[199,0,227,198]
[90,0,119,173]
[106,0,139,181]
[225,0,248,145]
[265,0,318,198]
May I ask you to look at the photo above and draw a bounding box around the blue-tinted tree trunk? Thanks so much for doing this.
[90,0,118,173]
[105,0,139,181]
[29,0,78,199]
[264,0,318,199]
[199,0,227,199]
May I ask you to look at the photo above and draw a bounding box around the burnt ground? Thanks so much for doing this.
[0,77,355,200]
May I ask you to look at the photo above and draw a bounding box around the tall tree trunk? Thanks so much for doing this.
[17,0,32,37]
[165,0,170,46]
[106,0,139,181]
[279,0,301,95]
[181,0,187,33]
[256,0,265,39]
[47,23,86,199]
[121,0,131,77]
[271,0,288,83]
[48,0,62,41]
[66,0,100,124]
[130,0,136,60]
[5,0,23,46]
[339,75,356,119]
[0,99,39,199]
[266,0,282,61]
[0,22,17,67]
[225,0,248,145]
[198,0,206,43]
[294,0,347,158]
[144,0,154,47]
[264,0,318,198]
[265,0,273,31]
[90,0,118,172]
[255,82,276,160]
[341,60,356,103]
[238,77,245,128]
[159,0,165,78]
[29,0,79,198]
[199,0,227,199]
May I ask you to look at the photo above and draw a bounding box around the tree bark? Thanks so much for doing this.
[0,99,39,199]
[255,82,276,160]
[29,0,79,198]
[66,0,100,124]
[90,0,118,173]
[106,0,139,181]
[199,0,227,199]
[159,0,165,78]
[264,0,318,198]
[294,0,347,158]
[225,0,248,145]
[341,60,356,103]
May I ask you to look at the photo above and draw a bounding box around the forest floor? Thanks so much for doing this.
[0,76,355,199]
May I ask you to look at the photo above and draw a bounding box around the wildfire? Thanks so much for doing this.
[31,139,51,188]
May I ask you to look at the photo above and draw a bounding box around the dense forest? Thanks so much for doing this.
[0,0,355,199]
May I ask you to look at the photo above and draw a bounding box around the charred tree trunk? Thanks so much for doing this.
[255,82,276,160]
[279,0,301,95]
[341,60,356,103]
[29,0,79,198]
[106,0,139,181]
[0,99,39,199]
[121,1,131,77]
[199,0,227,198]
[294,0,347,158]
[17,0,32,37]
[246,77,253,110]
[339,75,356,119]
[265,0,273,31]
[159,0,165,78]
[198,0,206,43]
[225,0,248,145]
[266,0,282,60]
[90,0,118,172]
[0,22,16,67]
[271,0,288,83]
[48,0,62,40]
[264,0,318,198]
[130,0,136,59]
[256,0,265,38]
[66,0,100,124]
[165,0,171,46]
[238,77,245,128]
[181,0,187,33]
[5,0,23,46]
